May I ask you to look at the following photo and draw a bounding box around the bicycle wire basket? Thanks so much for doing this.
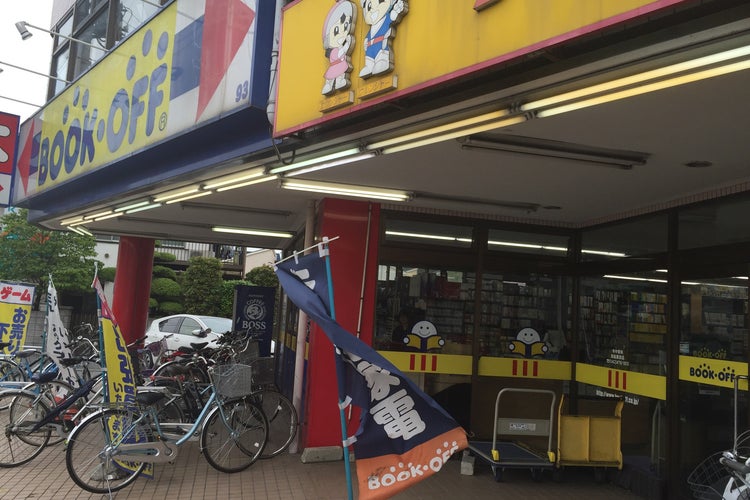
[687,451,734,499]
[249,357,275,387]
[211,363,254,399]
[234,339,260,365]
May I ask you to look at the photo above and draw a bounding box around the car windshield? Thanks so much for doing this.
[201,317,232,334]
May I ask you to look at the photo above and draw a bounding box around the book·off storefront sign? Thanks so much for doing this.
[273,0,687,137]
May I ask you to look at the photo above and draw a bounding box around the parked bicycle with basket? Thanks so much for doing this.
[64,360,269,493]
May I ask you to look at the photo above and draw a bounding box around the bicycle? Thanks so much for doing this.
[688,375,750,499]
[0,357,105,467]
[65,362,269,494]
[245,356,298,459]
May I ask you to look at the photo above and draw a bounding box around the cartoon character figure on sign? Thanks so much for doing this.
[403,320,444,352]
[358,0,408,79]
[322,1,357,95]
[508,327,548,358]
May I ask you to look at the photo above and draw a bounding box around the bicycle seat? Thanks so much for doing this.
[15,349,40,359]
[31,371,58,384]
[59,356,87,367]
[190,342,209,351]
[136,389,167,406]
[721,455,750,475]
[0,342,10,350]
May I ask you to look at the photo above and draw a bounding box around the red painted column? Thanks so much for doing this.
[112,236,154,344]
[301,198,380,449]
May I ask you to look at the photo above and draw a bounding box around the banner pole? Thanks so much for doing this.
[321,240,355,500]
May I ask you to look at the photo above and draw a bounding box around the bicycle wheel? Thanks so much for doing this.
[255,390,298,458]
[0,391,51,467]
[0,359,25,385]
[200,397,267,473]
[23,380,75,447]
[65,408,148,494]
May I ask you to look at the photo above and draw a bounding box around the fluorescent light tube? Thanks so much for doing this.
[215,174,278,192]
[269,148,360,175]
[84,210,113,220]
[125,202,162,214]
[114,200,150,212]
[369,109,509,150]
[386,230,471,242]
[153,186,201,202]
[381,116,525,155]
[93,212,122,222]
[523,44,750,112]
[60,216,84,226]
[282,179,410,201]
[202,166,266,190]
[212,226,293,238]
[537,59,750,119]
[285,153,376,177]
[164,191,212,204]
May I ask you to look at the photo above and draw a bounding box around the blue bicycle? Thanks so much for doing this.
[65,362,268,494]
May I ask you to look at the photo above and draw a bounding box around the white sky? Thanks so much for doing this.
[0,1,55,122]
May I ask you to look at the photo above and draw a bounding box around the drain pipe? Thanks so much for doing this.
[265,0,282,127]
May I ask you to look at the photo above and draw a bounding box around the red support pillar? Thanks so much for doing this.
[300,198,380,449]
[112,236,154,344]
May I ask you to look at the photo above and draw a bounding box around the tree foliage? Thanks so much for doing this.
[245,265,279,288]
[218,280,253,318]
[149,253,182,315]
[0,208,101,309]
[181,256,224,315]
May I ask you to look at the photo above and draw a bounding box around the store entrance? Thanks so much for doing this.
[677,264,749,493]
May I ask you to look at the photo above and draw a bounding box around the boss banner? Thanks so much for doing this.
[233,285,275,357]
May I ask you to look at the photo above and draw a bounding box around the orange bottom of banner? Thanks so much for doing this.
[356,427,468,500]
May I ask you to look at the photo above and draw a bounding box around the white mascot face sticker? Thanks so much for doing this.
[517,327,541,344]
[411,320,437,338]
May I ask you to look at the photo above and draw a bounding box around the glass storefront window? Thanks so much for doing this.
[679,197,750,249]
[678,274,748,494]
[375,265,474,354]
[581,213,668,261]
[579,273,667,374]
[384,219,473,248]
[487,229,569,257]
[481,272,567,359]
[680,278,748,360]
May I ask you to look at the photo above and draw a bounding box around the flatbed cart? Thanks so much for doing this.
[555,394,624,482]
[468,388,557,482]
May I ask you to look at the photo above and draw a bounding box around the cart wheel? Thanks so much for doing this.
[492,466,503,482]
[531,468,543,482]
[594,467,607,483]
[552,467,564,482]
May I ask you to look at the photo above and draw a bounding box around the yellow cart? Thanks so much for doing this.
[555,394,624,481]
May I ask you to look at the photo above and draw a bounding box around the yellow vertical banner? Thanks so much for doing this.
[92,277,153,478]
[93,278,137,405]
[0,282,35,354]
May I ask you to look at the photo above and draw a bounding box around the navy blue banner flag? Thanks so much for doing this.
[275,250,467,499]
[233,285,276,357]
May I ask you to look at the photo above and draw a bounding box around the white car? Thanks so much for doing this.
[144,314,233,354]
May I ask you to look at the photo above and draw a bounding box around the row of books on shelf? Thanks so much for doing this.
[703,312,745,327]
